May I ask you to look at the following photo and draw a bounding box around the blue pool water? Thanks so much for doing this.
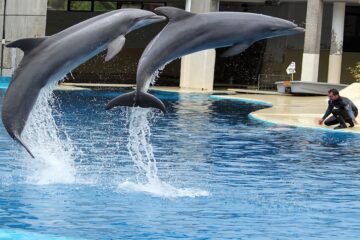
[1,89,360,239]
[0,77,10,89]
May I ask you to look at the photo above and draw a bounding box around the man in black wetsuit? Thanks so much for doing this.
[319,89,358,129]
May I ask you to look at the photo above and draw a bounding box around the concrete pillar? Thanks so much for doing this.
[180,0,219,91]
[327,2,345,84]
[0,0,47,76]
[301,0,324,82]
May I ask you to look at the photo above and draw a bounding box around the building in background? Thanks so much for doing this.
[0,0,360,90]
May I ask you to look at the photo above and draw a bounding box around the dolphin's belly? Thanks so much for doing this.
[45,44,106,86]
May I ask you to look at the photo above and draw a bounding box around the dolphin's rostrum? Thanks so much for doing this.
[1,9,166,158]
[106,7,304,112]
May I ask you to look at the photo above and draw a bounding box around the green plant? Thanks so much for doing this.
[48,0,67,10]
[348,61,360,82]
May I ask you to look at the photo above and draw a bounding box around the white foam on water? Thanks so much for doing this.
[118,179,210,198]
[21,82,77,185]
[118,107,210,198]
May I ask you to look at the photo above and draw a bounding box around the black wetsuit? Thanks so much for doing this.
[322,97,358,127]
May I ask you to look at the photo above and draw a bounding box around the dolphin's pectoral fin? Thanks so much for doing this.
[154,6,194,22]
[14,134,35,158]
[105,35,126,62]
[220,42,253,57]
[6,37,47,54]
[106,90,166,113]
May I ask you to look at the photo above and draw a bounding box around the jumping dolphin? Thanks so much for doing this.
[106,7,304,112]
[1,9,166,158]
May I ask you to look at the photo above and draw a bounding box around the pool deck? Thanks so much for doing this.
[58,82,360,134]
[214,93,360,132]
[215,83,360,133]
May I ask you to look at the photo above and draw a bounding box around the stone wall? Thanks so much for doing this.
[0,0,47,76]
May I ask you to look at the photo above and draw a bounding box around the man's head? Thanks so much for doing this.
[328,88,340,101]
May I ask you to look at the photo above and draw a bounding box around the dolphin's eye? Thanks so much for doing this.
[270,28,277,32]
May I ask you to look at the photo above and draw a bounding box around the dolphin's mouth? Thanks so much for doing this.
[276,26,305,37]
[292,26,305,34]
[149,15,167,22]
[131,15,166,31]
[267,26,304,39]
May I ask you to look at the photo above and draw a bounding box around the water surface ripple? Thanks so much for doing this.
[0,90,359,239]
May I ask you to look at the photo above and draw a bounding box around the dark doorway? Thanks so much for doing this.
[344,6,360,52]
[214,40,267,88]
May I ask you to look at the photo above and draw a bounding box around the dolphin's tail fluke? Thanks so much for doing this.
[106,91,166,113]
[14,134,35,158]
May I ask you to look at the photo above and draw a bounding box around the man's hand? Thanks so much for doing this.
[318,119,324,125]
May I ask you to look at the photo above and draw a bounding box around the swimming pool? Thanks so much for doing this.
[1,89,360,239]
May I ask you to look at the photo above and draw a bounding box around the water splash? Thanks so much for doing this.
[21,82,77,185]
[118,107,209,198]
[119,62,210,197]
[144,62,168,90]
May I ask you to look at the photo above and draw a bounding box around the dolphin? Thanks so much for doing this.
[1,9,166,158]
[106,7,304,112]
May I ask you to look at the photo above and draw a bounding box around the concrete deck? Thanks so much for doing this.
[227,88,291,96]
[56,85,90,91]
[60,83,135,89]
[59,83,229,93]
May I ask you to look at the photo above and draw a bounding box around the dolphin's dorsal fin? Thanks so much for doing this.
[105,35,126,62]
[6,37,47,54]
[154,7,194,21]
[220,41,254,58]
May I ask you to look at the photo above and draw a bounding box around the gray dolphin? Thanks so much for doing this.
[106,7,304,112]
[1,9,166,158]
